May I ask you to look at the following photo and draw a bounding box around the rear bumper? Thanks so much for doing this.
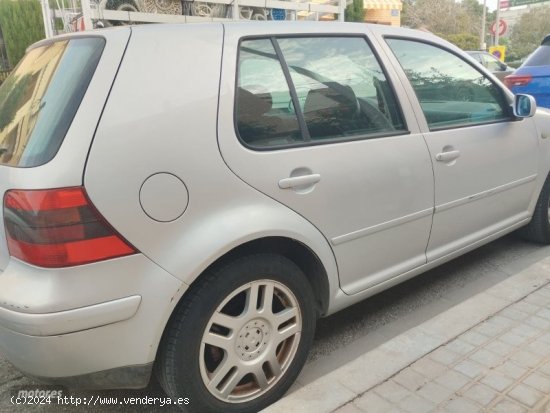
[0,295,141,336]
[0,255,186,387]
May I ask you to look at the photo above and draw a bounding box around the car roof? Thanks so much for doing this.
[46,21,461,57]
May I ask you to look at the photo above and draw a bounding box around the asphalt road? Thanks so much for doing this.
[1,234,550,413]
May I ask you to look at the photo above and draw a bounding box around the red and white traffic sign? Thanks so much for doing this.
[490,19,508,37]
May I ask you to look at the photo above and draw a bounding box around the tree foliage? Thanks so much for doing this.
[345,0,364,22]
[509,6,550,59]
[402,0,484,37]
[0,73,32,131]
[401,0,493,51]
[0,0,45,68]
[444,33,479,51]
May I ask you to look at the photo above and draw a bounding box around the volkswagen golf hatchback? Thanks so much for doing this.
[1,22,550,413]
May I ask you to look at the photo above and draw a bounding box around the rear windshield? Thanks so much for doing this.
[0,37,105,167]
[523,45,550,67]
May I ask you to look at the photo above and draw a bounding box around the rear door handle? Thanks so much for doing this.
[435,150,461,162]
[278,174,321,189]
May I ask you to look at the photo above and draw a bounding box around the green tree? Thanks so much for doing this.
[0,73,32,131]
[444,33,480,50]
[509,6,550,60]
[402,0,487,39]
[345,0,364,22]
[0,0,45,68]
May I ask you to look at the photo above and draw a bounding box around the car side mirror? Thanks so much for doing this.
[513,94,537,118]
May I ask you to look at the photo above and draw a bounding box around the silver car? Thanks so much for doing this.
[466,50,515,82]
[0,22,549,413]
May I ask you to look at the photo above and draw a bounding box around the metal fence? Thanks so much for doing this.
[0,70,10,86]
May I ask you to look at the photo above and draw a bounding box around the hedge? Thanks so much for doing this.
[0,0,45,68]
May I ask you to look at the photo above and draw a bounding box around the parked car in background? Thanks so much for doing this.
[505,35,550,108]
[0,22,550,413]
[466,50,515,81]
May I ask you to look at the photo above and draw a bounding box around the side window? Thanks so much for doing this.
[235,37,406,149]
[277,37,405,141]
[237,39,302,148]
[386,39,510,130]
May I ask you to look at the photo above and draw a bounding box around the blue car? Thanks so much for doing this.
[505,35,550,108]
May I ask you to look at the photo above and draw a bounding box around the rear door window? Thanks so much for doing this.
[236,36,406,149]
[0,37,105,167]
[277,37,406,142]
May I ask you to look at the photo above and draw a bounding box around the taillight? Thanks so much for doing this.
[3,187,137,268]
[504,74,533,88]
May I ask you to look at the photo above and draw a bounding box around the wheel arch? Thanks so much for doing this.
[197,236,330,317]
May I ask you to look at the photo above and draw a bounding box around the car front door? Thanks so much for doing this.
[217,26,435,295]
[384,37,540,262]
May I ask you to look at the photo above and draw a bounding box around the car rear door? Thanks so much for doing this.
[381,34,539,262]
[217,24,435,295]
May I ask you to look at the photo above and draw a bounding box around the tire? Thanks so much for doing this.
[519,173,550,244]
[155,253,317,413]
[105,0,139,26]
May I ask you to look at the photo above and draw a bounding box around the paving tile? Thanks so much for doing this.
[393,369,429,392]
[536,286,550,298]
[398,394,436,413]
[507,383,545,408]
[513,301,541,315]
[499,307,529,322]
[428,347,461,365]
[489,315,516,328]
[434,370,470,393]
[499,331,529,346]
[537,307,550,321]
[524,315,550,330]
[494,360,528,380]
[444,340,475,356]
[485,339,516,357]
[454,359,485,379]
[525,339,550,357]
[539,361,550,376]
[460,383,498,406]
[472,320,509,337]
[416,381,455,405]
[468,348,503,368]
[491,398,528,413]
[480,371,515,392]
[374,380,411,404]
[443,397,480,413]
[460,331,490,346]
[410,358,447,380]
[334,403,365,413]
[354,391,392,413]
[524,292,550,307]
[508,324,540,340]
[540,332,550,344]
[523,372,550,394]
[508,350,543,370]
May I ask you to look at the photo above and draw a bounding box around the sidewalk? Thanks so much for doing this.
[265,257,550,413]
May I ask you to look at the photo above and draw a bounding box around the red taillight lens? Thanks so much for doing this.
[504,74,533,88]
[3,187,137,268]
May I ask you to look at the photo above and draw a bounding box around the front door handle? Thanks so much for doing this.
[435,150,461,162]
[278,174,321,189]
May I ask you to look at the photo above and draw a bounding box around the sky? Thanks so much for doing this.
[479,0,498,11]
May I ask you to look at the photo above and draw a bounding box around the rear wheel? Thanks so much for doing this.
[519,174,550,244]
[156,253,316,413]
